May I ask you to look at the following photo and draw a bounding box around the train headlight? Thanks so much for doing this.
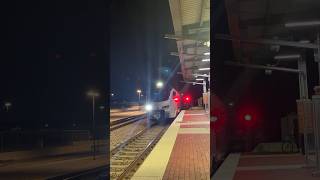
[145,104,153,112]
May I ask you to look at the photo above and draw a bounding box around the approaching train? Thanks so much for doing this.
[145,88,181,122]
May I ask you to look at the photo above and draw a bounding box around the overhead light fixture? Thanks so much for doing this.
[202,59,210,62]
[198,67,210,71]
[193,73,209,77]
[204,52,210,55]
[285,20,320,28]
[204,41,210,47]
[274,54,301,60]
[196,78,204,81]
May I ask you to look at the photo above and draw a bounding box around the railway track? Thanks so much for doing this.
[110,125,167,180]
[110,114,146,131]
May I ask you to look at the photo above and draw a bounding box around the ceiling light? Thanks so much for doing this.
[285,20,320,27]
[198,68,210,71]
[274,54,301,60]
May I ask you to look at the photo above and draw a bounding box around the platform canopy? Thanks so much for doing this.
[220,0,320,65]
[167,0,210,82]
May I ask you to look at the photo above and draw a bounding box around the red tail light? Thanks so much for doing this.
[173,96,180,102]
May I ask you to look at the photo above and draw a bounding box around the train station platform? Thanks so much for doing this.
[213,153,318,180]
[132,109,210,180]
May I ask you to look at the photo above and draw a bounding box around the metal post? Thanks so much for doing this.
[138,92,141,108]
[317,33,320,83]
[312,94,320,175]
[1,133,3,152]
[92,96,96,160]
[298,55,309,99]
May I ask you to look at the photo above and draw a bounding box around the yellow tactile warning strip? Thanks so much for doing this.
[131,110,185,180]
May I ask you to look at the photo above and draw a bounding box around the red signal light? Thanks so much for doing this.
[244,114,252,121]
[183,96,191,102]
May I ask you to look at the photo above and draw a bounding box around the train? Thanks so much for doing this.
[145,88,182,122]
[144,88,194,122]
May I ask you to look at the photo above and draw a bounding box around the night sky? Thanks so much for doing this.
[110,0,184,102]
[0,0,108,130]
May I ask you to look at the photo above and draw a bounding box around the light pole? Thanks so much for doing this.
[4,102,12,112]
[87,90,99,160]
[137,89,142,108]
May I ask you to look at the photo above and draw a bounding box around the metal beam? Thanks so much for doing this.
[170,52,209,58]
[225,61,302,74]
[180,81,205,85]
[164,34,208,42]
[215,34,318,49]
[188,27,210,34]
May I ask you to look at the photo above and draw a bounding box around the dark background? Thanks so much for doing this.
[0,0,108,130]
[213,0,319,144]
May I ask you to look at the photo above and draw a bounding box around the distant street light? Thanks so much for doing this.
[111,93,114,97]
[4,102,12,112]
[137,89,142,107]
[87,90,99,160]
[156,81,164,89]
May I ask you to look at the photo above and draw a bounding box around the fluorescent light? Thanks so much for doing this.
[299,40,310,44]
[204,52,210,55]
[274,54,301,60]
[285,20,320,27]
[198,68,210,71]
[193,73,209,77]
[202,59,210,62]
[196,78,204,81]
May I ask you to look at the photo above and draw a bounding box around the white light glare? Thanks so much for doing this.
[204,52,210,55]
[156,81,164,88]
[145,104,153,111]
[202,59,210,62]
[196,78,204,81]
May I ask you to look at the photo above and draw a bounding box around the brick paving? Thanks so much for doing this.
[163,110,210,180]
[215,153,320,180]
[234,154,318,180]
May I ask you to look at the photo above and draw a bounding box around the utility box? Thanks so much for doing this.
[281,113,296,141]
[296,99,313,135]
